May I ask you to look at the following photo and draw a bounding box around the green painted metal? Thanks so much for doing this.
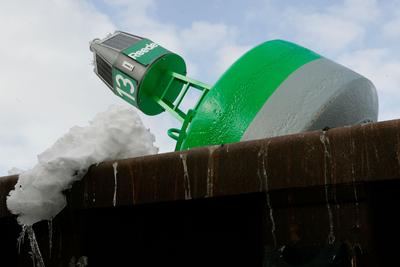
[140,59,211,121]
[135,53,186,115]
[178,40,321,150]
[93,33,377,155]
[94,33,323,151]
[167,128,181,141]
[110,37,212,141]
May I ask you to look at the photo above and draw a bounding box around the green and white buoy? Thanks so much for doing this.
[90,31,378,151]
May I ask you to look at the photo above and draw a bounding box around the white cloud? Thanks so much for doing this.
[338,49,400,93]
[214,44,252,76]
[289,12,364,53]
[330,0,380,24]
[105,0,183,53]
[252,0,380,55]
[180,22,250,79]
[383,17,400,39]
[0,1,117,174]
[181,22,236,52]
[338,49,400,120]
[110,2,247,79]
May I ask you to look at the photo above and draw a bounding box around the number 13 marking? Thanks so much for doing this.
[115,74,136,102]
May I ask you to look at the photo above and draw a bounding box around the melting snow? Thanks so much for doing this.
[8,167,25,176]
[7,105,158,226]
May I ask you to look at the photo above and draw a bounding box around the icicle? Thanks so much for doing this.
[129,165,136,204]
[180,154,192,200]
[112,162,118,207]
[257,150,264,192]
[69,256,76,267]
[76,256,89,267]
[351,138,360,229]
[29,251,36,267]
[206,146,218,197]
[48,219,53,258]
[17,224,27,254]
[27,225,45,267]
[258,140,277,248]
[320,131,335,244]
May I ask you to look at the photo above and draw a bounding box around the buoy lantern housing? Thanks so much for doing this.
[90,31,378,151]
[90,31,210,118]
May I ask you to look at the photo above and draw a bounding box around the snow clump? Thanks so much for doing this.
[7,105,158,225]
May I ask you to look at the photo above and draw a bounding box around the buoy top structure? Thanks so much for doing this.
[90,31,378,151]
[90,31,210,118]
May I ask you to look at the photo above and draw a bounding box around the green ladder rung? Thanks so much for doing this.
[155,98,185,122]
[160,76,176,100]
[172,72,211,91]
[194,90,209,110]
[173,82,190,110]
[157,72,212,123]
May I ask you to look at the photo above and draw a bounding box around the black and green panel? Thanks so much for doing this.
[109,38,187,115]
[120,38,187,116]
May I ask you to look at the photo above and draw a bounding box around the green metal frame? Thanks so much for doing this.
[152,71,211,148]
[155,72,211,123]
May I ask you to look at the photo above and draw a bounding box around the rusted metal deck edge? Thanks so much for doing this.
[1,119,400,218]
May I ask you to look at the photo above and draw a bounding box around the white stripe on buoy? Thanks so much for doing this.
[241,58,378,141]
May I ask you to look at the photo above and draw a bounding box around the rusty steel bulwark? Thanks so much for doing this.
[1,119,400,266]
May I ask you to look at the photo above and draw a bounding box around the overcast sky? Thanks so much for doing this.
[1,0,399,175]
